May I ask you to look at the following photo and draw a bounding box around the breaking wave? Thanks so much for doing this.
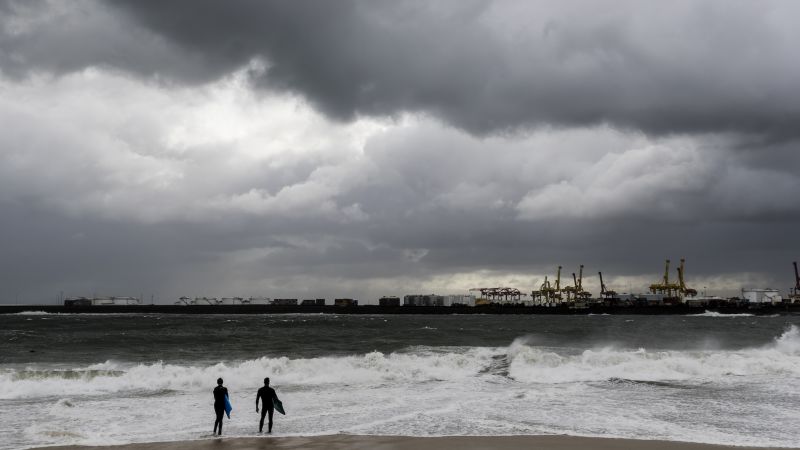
[0,347,496,399]
[507,325,800,383]
[2,326,798,400]
[689,311,754,317]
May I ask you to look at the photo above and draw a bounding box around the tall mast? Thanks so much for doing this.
[555,266,562,291]
[794,262,799,291]
[599,272,606,295]
[678,259,687,291]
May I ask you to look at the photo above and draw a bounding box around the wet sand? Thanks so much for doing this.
[33,435,795,450]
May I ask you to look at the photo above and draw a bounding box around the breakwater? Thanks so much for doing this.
[1,303,797,315]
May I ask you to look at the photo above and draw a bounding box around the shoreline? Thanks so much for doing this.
[2,304,797,315]
[31,435,798,450]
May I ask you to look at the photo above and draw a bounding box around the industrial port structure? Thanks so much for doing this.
[792,261,800,303]
[10,259,796,315]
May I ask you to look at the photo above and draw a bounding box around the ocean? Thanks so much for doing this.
[1,312,799,449]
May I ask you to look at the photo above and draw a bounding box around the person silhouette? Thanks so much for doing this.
[256,377,279,433]
[213,378,228,435]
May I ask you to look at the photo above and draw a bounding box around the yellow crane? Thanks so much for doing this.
[677,258,697,297]
[564,272,577,300]
[649,259,670,294]
[564,265,591,300]
[576,264,591,299]
[553,266,563,301]
[538,266,562,302]
[599,271,617,299]
[649,259,681,298]
[531,277,549,304]
[532,266,573,304]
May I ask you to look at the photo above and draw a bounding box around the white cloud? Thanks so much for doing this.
[5,66,789,231]
[516,139,713,221]
[0,67,387,223]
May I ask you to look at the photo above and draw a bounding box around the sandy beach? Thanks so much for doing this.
[33,435,798,450]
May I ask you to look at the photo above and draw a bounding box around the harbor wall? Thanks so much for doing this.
[1,303,797,315]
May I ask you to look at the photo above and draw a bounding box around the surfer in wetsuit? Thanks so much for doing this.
[256,377,279,433]
[213,378,228,435]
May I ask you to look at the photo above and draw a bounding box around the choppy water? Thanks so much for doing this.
[1,312,799,449]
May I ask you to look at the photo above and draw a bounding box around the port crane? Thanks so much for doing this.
[549,266,563,302]
[491,287,524,302]
[649,259,682,298]
[469,287,525,304]
[795,262,800,291]
[564,275,576,300]
[564,265,591,301]
[532,266,563,304]
[576,265,591,300]
[598,271,617,299]
[531,276,551,304]
[676,258,697,297]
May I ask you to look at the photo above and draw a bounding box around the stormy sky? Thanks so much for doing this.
[1,0,798,303]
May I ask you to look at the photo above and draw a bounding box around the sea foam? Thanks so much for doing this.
[3,326,798,400]
[507,325,800,383]
[689,311,754,317]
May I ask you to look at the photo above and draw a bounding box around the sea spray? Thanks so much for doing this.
[507,326,800,383]
[773,324,800,354]
[4,327,799,400]
[689,311,755,317]
[0,348,498,400]
[2,314,799,449]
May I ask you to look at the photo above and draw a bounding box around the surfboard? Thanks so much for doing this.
[224,394,232,419]
[273,398,285,415]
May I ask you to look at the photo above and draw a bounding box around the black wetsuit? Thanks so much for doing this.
[257,386,278,433]
[213,385,228,435]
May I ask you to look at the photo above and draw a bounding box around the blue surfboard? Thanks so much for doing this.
[224,394,232,419]
[273,398,285,415]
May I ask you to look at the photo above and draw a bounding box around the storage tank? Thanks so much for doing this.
[444,294,476,307]
[91,297,114,305]
[741,289,782,304]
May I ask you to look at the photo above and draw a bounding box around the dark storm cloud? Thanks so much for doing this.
[1,65,797,301]
[100,0,800,138]
[2,0,799,138]
[1,1,799,303]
